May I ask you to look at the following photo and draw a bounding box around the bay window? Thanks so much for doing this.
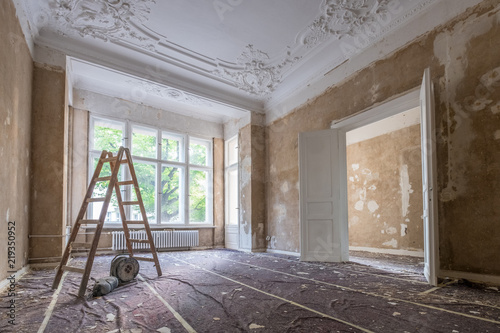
[88,115,213,226]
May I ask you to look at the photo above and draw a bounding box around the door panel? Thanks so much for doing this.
[420,68,439,286]
[299,129,344,262]
[225,137,239,250]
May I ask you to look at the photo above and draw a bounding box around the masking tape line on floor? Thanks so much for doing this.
[251,254,500,311]
[215,256,500,325]
[170,256,375,333]
[257,252,429,285]
[138,274,197,333]
[37,272,68,333]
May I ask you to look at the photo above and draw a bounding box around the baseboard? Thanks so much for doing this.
[266,249,300,257]
[0,266,30,292]
[237,247,267,253]
[30,262,59,270]
[440,269,500,286]
[349,246,424,258]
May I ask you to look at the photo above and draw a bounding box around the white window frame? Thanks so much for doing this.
[88,114,214,227]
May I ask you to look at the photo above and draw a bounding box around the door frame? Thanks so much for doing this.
[330,87,439,283]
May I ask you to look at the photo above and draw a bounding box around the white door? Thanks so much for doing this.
[299,129,346,262]
[225,136,239,249]
[420,68,439,286]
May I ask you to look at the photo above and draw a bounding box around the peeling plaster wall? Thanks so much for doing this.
[266,0,500,276]
[29,63,67,263]
[347,125,424,253]
[239,124,267,251]
[434,3,500,275]
[0,0,33,280]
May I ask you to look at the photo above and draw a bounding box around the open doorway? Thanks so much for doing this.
[299,68,438,285]
[345,107,425,276]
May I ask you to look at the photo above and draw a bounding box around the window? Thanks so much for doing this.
[88,115,213,226]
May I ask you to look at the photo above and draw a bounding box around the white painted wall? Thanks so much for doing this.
[73,89,223,139]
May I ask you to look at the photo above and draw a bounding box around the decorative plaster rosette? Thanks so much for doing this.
[129,80,213,108]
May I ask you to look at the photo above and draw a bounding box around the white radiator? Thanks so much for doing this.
[112,230,199,251]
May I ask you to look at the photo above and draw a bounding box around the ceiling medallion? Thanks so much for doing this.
[128,80,214,108]
[49,0,155,41]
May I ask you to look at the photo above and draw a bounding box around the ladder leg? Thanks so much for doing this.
[124,148,162,276]
[52,150,108,291]
[78,149,124,297]
[52,223,81,289]
[112,154,136,257]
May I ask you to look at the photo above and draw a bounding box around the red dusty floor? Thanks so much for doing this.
[1,249,499,332]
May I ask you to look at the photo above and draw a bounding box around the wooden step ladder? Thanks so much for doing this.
[52,147,162,297]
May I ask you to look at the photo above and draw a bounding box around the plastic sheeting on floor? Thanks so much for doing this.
[1,249,499,332]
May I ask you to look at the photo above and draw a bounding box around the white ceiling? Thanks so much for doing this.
[18,0,440,123]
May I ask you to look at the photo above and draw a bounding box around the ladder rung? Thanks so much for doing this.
[133,257,155,262]
[120,159,128,164]
[124,220,144,224]
[71,242,92,249]
[95,176,112,182]
[117,180,134,186]
[78,219,100,225]
[102,157,117,163]
[62,265,85,274]
[87,197,106,202]
[129,239,150,244]
[122,201,140,205]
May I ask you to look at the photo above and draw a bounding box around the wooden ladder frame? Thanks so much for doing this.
[52,147,162,297]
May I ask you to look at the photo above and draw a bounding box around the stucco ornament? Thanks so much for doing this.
[214,0,398,96]
[129,80,214,107]
[214,44,300,96]
[303,0,393,46]
[49,0,155,41]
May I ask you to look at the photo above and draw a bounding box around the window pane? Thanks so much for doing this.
[228,168,238,225]
[161,165,182,223]
[227,137,238,166]
[90,156,121,223]
[132,126,157,159]
[189,138,210,166]
[162,132,184,162]
[189,170,207,223]
[93,119,124,153]
[131,162,156,223]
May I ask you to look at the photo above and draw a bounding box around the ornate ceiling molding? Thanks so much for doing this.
[212,45,300,96]
[49,0,155,42]
[212,0,423,96]
[34,0,437,102]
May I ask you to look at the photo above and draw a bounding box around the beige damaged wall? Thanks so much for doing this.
[239,123,267,252]
[0,0,33,280]
[29,63,67,263]
[266,1,500,276]
[347,125,424,253]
